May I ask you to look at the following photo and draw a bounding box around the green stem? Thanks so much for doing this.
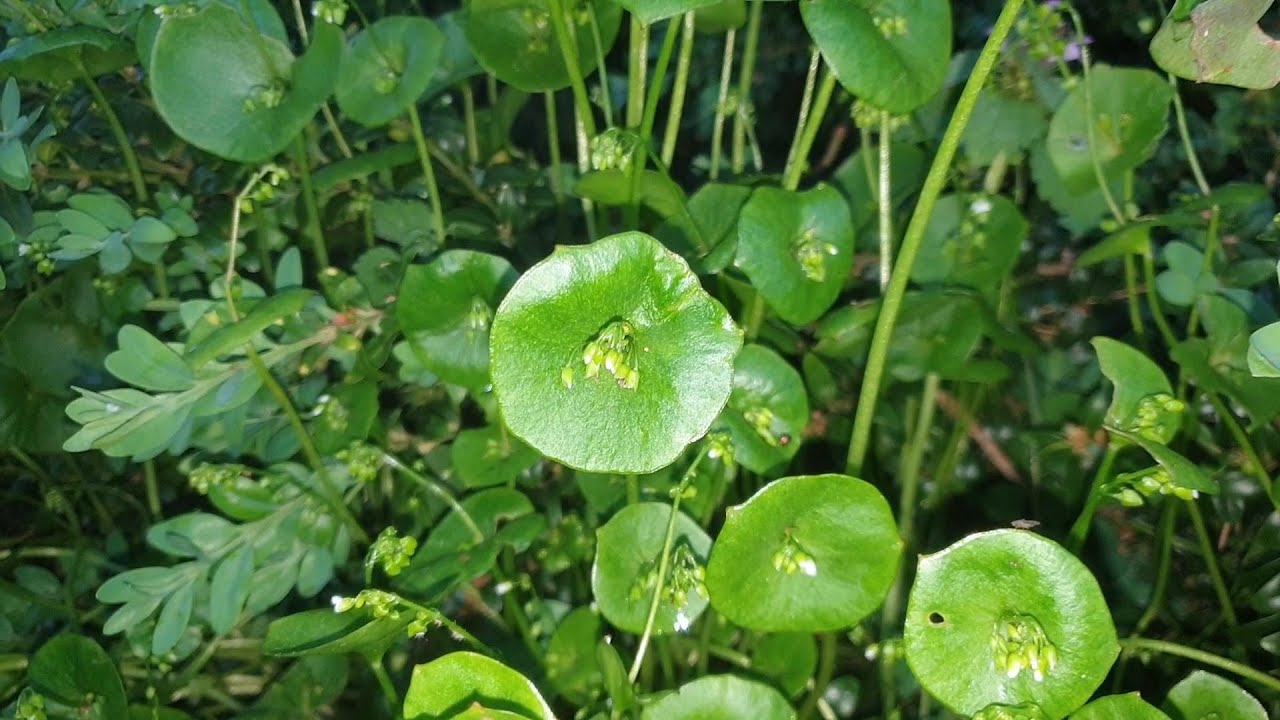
[1206,393,1276,508]
[797,633,837,720]
[1185,205,1221,337]
[79,66,148,204]
[406,105,448,247]
[1141,250,1179,348]
[660,13,696,167]
[783,48,822,186]
[143,460,161,520]
[877,110,894,292]
[1133,501,1178,635]
[709,28,737,181]
[462,82,481,165]
[781,70,836,193]
[586,3,615,128]
[547,0,597,140]
[383,452,483,544]
[641,19,679,141]
[744,293,767,342]
[369,657,399,711]
[1067,444,1120,553]
[1120,637,1280,694]
[1168,74,1211,196]
[1185,500,1239,630]
[627,18,649,129]
[844,0,1025,476]
[1124,254,1148,345]
[292,135,328,268]
[731,0,763,175]
[546,92,564,203]
[628,452,705,682]
[1065,5,1125,225]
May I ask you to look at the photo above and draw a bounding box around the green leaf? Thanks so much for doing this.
[1071,693,1170,720]
[801,0,952,114]
[655,182,752,273]
[618,0,721,24]
[209,544,253,634]
[575,169,687,222]
[912,193,1028,295]
[694,0,747,32]
[640,674,794,720]
[1162,671,1267,720]
[335,17,446,128]
[712,344,809,474]
[736,184,855,326]
[152,581,195,655]
[1076,224,1152,268]
[463,0,623,92]
[546,606,603,704]
[1249,321,1280,377]
[453,424,540,488]
[150,3,339,162]
[490,231,742,473]
[398,250,518,390]
[262,607,413,660]
[1046,66,1172,195]
[1108,428,1219,497]
[963,89,1049,165]
[0,26,134,82]
[592,502,712,635]
[1151,0,1280,90]
[0,141,27,190]
[28,634,128,720]
[751,633,817,698]
[130,216,178,246]
[706,474,900,632]
[1092,337,1174,437]
[185,288,314,368]
[249,655,349,716]
[104,325,195,393]
[903,530,1120,718]
[310,380,379,455]
[1029,142,1124,235]
[68,192,134,230]
[148,513,236,558]
[403,651,555,720]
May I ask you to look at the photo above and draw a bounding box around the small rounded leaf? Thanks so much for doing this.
[706,474,901,632]
[403,651,554,720]
[335,17,445,128]
[913,193,1029,294]
[592,502,712,635]
[1071,693,1170,720]
[464,0,623,92]
[1162,671,1267,720]
[491,232,742,474]
[641,674,794,720]
[712,344,809,474]
[904,530,1120,718]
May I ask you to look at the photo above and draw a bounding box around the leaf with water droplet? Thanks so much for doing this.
[591,502,711,635]
[712,344,808,474]
[904,530,1119,718]
[403,651,555,720]
[705,474,900,632]
[1162,671,1267,720]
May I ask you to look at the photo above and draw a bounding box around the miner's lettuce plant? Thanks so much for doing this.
[0,0,1279,718]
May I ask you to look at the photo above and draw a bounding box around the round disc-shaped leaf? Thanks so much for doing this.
[398,250,518,390]
[706,474,901,632]
[464,0,623,92]
[490,231,742,473]
[1071,693,1169,720]
[150,3,340,162]
[403,651,554,719]
[712,344,809,473]
[592,502,712,635]
[1162,671,1267,720]
[903,530,1120,718]
[801,0,952,114]
[335,17,445,127]
[640,674,794,720]
[1046,66,1172,195]
[913,193,1029,295]
[736,184,854,326]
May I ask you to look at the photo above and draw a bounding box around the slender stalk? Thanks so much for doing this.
[461,82,481,165]
[1120,637,1280,694]
[1133,502,1178,635]
[585,3,615,127]
[641,19,680,141]
[292,135,329,268]
[368,658,398,711]
[627,18,650,130]
[143,460,161,520]
[383,452,483,544]
[709,29,737,181]
[783,48,823,183]
[1067,443,1120,553]
[547,0,597,139]
[1168,75,1211,196]
[797,633,837,720]
[78,66,148,203]
[781,71,837,192]
[1185,500,1239,630]
[1123,254,1148,344]
[406,105,448,246]
[1205,394,1277,508]
[545,92,564,202]
[1141,250,1179,348]
[877,110,894,292]
[1065,6,1125,225]
[628,453,705,682]
[660,13,697,167]
[845,0,1026,476]
[731,0,764,174]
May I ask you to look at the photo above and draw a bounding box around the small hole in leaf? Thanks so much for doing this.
[928,612,945,625]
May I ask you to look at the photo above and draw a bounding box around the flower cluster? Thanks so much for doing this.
[991,613,1058,682]
[589,128,644,174]
[571,319,640,390]
[1121,393,1185,445]
[772,531,818,577]
[337,441,384,484]
[1110,466,1199,506]
[239,164,292,215]
[792,228,839,283]
[312,0,348,25]
[630,543,707,610]
[188,462,251,494]
[15,688,45,720]
[368,527,418,577]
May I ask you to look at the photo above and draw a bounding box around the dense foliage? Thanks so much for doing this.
[1,0,1279,718]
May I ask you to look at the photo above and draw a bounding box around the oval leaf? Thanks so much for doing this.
[640,674,794,720]
[335,16,446,127]
[1162,671,1267,720]
[1071,693,1170,720]
[711,344,809,474]
[403,651,554,720]
[464,0,623,92]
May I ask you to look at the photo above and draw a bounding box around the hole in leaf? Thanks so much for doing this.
[928,612,945,625]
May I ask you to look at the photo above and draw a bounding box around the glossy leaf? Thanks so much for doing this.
[904,530,1119,718]
[464,0,623,92]
[706,474,900,632]
[1046,66,1172,195]
[28,634,128,720]
[186,288,315,368]
[398,250,518,391]
[1162,671,1267,720]
[751,633,817,698]
[640,674,794,719]
[335,17,446,127]
[1092,336,1176,441]
[546,606,603,704]
[1071,693,1170,720]
[490,231,742,473]
[403,651,555,719]
[452,424,540,488]
[1151,0,1280,90]
[262,608,413,660]
[618,0,721,24]
[712,344,809,474]
[736,184,855,326]
[592,502,712,635]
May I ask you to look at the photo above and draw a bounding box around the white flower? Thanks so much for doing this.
[970,198,993,215]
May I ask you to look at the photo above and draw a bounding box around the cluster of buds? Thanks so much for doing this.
[946,195,996,265]
[972,702,1049,720]
[792,228,839,283]
[154,3,198,18]
[520,8,552,52]
[466,296,492,340]
[17,237,56,276]
[337,441,384,484]
[239,164,292,215]
[368,527,418,577]
[705,431,736,467]
[569,319,639,390]
[1122,392,1185,445]
[312,0,348,25]
[772,531,818,577]
[872,14,908,38]
[313,394,350,432]
[743,406,790,448]
[991,613,1058,682]
[1110,466,1199,506]
[629,543,707,611]
[331,588,402,618]
[1012,1,1091,71]
[188,462,251,494]
[589,128,644,174]
[373,68,401,95]
[850,99,907,133]
[242,81,287,114]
